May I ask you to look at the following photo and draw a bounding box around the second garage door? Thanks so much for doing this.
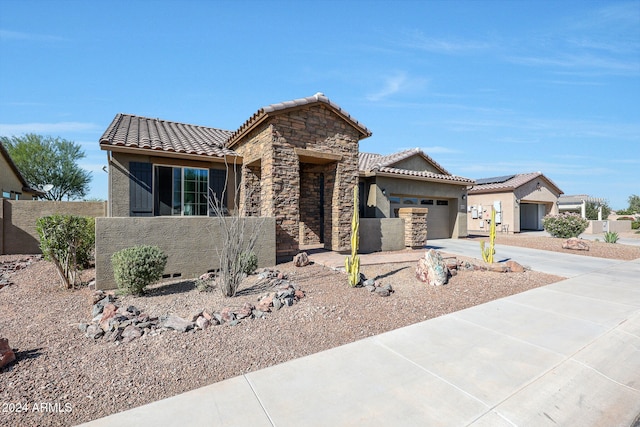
[391,196,451,239]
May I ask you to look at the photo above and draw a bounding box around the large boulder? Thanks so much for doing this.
[416,249,449,286]
[293,252,310,267]
[562,237,589,251]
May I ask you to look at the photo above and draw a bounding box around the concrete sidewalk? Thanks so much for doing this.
[79,249,640,427]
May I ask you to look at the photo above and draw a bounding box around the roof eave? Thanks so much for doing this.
[101,144,243,163]
[361,170,473,185]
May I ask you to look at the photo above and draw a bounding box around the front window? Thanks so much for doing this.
[155,166,209,216]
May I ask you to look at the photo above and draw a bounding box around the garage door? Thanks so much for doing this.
[391,196,451,239]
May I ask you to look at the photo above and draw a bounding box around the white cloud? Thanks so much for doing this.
[366,72,427,102]
[401,30,492,54]
[0,29,67,42]
[0,122,100,136]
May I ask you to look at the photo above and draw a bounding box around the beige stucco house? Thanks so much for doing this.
[358,148,473,238]
[0,141,43,200]
[467,172,563,233]
[100,93,473,257]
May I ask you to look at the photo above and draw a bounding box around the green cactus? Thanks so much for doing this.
[345,185,360,287]
[480,208,496,264]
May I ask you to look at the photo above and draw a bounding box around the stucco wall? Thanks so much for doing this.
[586,220,632,234]
[467,192,516,234]
[95,216,276,290]
[359,218,405,253]
[1,200,107,254]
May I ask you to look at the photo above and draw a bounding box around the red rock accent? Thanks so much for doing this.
[0,338,16,369]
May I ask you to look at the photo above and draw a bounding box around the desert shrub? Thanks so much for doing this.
[111,245,167,295]
[36,214,95,288]
[239,251,258,275]
[542,213,588,238]
[603,231,619,243]
[633,221,640,230]
[194,277,215,292]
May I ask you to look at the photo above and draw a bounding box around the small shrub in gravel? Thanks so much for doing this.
[36,214,95,289]
[194,278,215,292]
[111,245,167,296]
[542,213,588,238]
[239,251,258,275]
[604,231,619,243]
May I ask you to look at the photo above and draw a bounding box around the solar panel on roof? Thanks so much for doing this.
[475,175,516,185]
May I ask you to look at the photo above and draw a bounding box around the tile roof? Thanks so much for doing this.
[469,172,563,194]
[99,114,237,158]
[359,149,474,184]
[227,93,372,147]
[359,148,451,175]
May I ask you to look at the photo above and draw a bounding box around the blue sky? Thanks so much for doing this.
[1,0,638,209]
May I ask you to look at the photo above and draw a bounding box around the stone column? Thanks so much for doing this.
[398,207,428,248]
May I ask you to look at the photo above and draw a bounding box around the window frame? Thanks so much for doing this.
[153,164,210,216]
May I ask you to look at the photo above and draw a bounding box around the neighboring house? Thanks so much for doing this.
[467,172,563,233]
[358,148,474,239]
[100,93,472,256]
[0,141,43,200]
[558,194,605,219]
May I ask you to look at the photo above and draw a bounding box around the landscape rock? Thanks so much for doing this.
[562,237,589,251]
[365,285,376,292]
[162,315,193,332]
[85,324,104,340]
[487,263,508,273]
[195,316,210,330]
[99,304,118,331]
[235,302,254,319]
[220,307,236,323]
[293,252,310,267]
[0,338,16,369]
[122,325,143,342]
[504,260,525,273]
[375,287,390,297]
[416,249,449,286]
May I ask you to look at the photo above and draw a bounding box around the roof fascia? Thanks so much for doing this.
[101,145,242,163]
[362,170,472,186]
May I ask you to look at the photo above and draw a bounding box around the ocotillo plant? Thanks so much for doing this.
[345,185,360,287]
[480,208,496,263]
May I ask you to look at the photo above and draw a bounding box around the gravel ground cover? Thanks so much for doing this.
[1,235,638,426]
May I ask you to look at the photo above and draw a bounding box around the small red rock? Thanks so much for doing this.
[0,338,16,369]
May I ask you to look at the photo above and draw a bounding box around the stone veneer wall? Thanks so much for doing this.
[232,104,361,256]
[398,207,429,248]
[299,165,323,245]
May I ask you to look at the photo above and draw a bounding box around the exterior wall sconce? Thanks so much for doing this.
[536,181,541,190]
[461,194,466,200]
